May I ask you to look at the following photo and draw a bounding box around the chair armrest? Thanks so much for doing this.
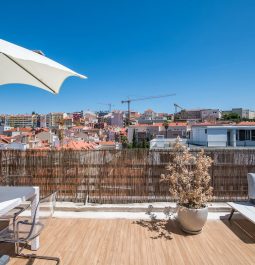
[13,204,31,218]
[1,204,30,221]
[15,219,34,241]
[9,203,31,229]
[16,219,33,226]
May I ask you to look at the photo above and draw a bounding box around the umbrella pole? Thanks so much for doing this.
[1,52,56,94]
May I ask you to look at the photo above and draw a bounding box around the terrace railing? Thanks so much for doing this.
[0,149,254,203]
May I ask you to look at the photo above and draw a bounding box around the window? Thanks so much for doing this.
[246,130,251,141]
[252,130,255,141]
[238,130,251,141]
[205,129,207,134]
[239,130,245,141]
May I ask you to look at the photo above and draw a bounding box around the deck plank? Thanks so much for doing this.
[0,218,255,265]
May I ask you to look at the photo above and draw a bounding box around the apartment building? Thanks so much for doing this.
[83,111,98,125]
[175,109,202,122]
[138,110,172,124]
[201,109,221,121]
[189,122,255,147]
[0,115,5,125]
[63,117,73,128]
[158,122,188,138]
[110,111,124,127]
[4,114,38,128]
[46,112,66,128]
[38,114,47,128]
[127,124,160,143]
[175,109,221,122]
[0,125,12,134]
[128,122,189,144]
[222,108,255,119]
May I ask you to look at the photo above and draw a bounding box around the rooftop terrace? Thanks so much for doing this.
[1,217,255,265]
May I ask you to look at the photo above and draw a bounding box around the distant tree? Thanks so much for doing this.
[142,139,149,148]
[222,113,240,121]
[241,118,255,122]
[121,135,128,148]
[137,142,143,148]
[163,120,169,138]
[132,130,137,148]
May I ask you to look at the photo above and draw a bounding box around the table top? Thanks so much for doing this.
[0,198,22,216]
[0,186,37,216]
[0,186,36,203]
[227,202,255,224]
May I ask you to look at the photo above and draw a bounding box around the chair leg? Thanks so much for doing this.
[15,242,60,264]
[17,253,60,264]
[228,208,235,221]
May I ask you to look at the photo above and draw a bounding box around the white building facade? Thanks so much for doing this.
[201,109,221,121]
[189,125,255,147]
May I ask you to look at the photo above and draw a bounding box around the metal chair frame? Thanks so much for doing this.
[0,192,60,264]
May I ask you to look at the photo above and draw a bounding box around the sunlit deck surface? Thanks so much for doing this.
[1,217,255,265]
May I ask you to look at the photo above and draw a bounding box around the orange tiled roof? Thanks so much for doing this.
[132,122,187,127]
[0,135,10,143]
[99,141,115,145]
[33,147,51,150]
[192,122,255,127]
[59,140,97,150]
[192,122,219,127]
[4,128,33,133]
[237,122,255,126]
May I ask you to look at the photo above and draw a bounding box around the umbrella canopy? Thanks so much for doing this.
[0,39,86,94]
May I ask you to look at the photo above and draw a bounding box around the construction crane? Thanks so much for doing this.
[121,93,176,126]
[98,103,115,112]
[173,103,185,121]
[174,103,184,114]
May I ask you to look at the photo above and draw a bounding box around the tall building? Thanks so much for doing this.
[46,113,66,128]
[201,109,221,121]
[38,114,47,128]
[5,114,38,128]
[0,115,5,125]
[138,110,171,124]
[175,109,221,122]
[230,108,255,119]
[110,111,124,127]
[83,111,98,125]
[175,109,202,122]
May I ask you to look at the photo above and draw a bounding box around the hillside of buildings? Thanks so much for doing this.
[1,107,255,150]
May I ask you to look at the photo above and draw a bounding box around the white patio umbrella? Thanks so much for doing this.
[0,39,86,94]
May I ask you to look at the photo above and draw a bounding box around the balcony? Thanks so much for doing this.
[1,216,255,264]
[0,149,255,264]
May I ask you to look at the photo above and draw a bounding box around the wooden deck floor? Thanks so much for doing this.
[1,217,255,265]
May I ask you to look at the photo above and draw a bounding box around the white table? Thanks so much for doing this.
[227,201,255,224]
[0,186,40,250]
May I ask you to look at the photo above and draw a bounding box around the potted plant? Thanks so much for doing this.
[161,137,213,234]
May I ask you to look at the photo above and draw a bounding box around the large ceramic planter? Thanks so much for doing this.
[177,205,208,234]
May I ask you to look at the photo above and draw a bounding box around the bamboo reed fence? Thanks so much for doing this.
[0,149,254,203]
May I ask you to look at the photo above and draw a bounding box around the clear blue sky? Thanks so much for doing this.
[1,0,255,114]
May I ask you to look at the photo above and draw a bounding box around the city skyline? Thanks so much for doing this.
[0,106,254,116]
[1,1,255,114]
